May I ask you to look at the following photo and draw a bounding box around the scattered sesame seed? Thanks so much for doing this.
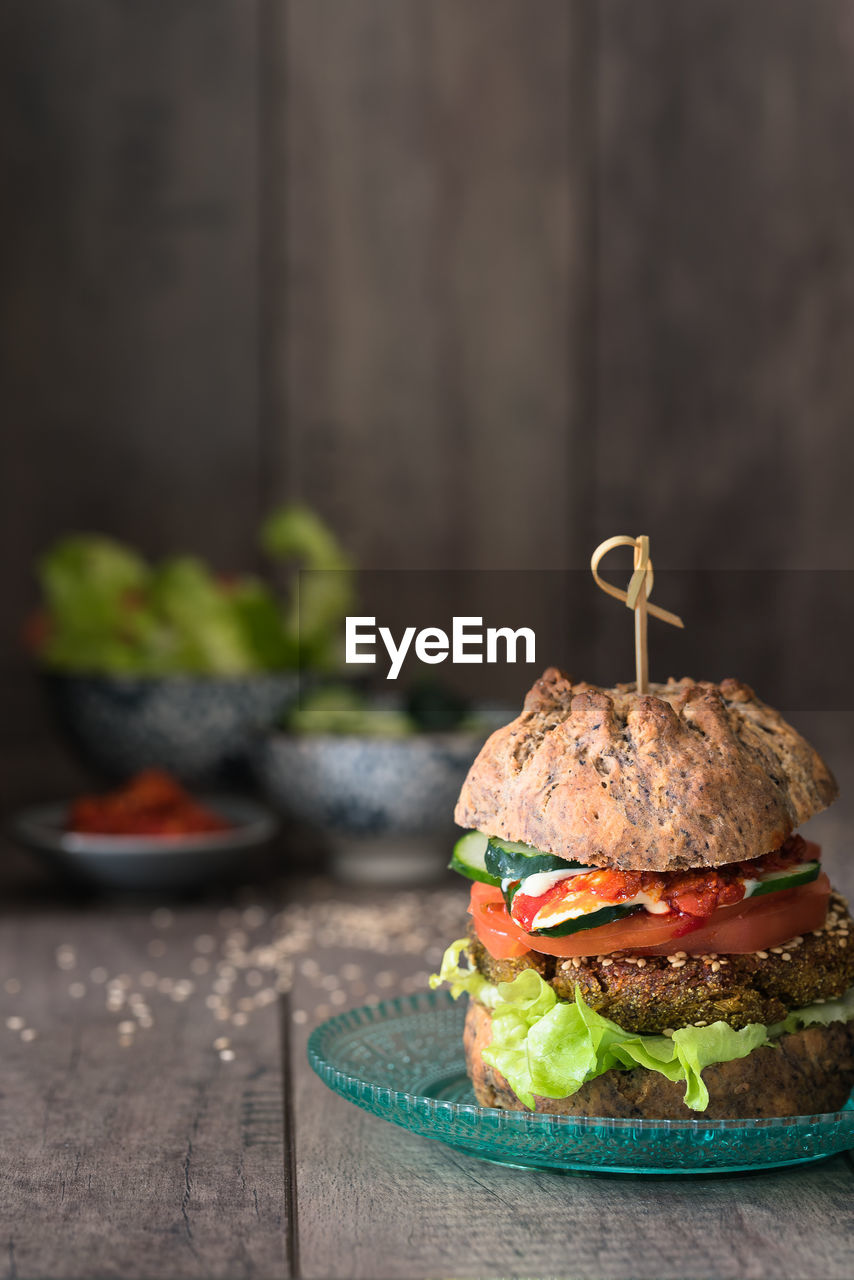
[314,1004,331,1020]
[118,1035,133,1048]
[215,1008,231,1022]
[20,1028,37,1042]
[674,952,687,960]
[756,950,769,959]
[6,1016,24,1031]
[219,1049,235,1062]
[341,964,362,981]
[237,997,255,1012]
[781,953,792,962]
[601,959,613,968]
[662,1028,675,1037]
[693,1021,708,1028]
[635,958,646,968]
[213,1036,230,1050]
[90,967,108,984]
[770,947,784,955]
[56,947,76,971]
[68,983,86,999]
[330,990,347,1006]
[292,1010,308,1025]
[157,978,173,995]
[711,962,721,973]
[839,939,848,948]
[231,1012,249,1027]
[205,995,221,1010]
[118,1021,136,1035]
[670,959,686,968]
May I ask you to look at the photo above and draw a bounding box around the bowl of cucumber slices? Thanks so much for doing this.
[254,683,510,884]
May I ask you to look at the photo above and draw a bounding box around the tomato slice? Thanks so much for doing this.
[468,875,831,961]
[468,881,532,959]
[635,873,830,956]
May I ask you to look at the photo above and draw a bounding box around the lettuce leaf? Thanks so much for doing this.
[36,504,353,675]
[429,939,496,1004]
[38,536,153,672]
[431,940,854,1112]
[260,505,355,668]
[770,984,854,1037]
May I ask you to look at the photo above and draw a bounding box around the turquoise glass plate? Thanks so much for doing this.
[308,990,854,1174]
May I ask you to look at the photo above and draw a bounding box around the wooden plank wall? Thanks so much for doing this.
[0,1,263,806]
[3,0,854,805]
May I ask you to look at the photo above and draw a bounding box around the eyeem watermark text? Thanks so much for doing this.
[345,616,536,680]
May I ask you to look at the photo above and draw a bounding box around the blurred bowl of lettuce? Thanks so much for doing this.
[253,682,509,884]
[32,506,354,785]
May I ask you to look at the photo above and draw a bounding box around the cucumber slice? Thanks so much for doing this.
[485,836,586,882]
[748,860,820,898]
[530,903,642,938]
[449,832,501,886]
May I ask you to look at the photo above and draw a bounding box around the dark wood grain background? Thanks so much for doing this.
[3,0,854,811]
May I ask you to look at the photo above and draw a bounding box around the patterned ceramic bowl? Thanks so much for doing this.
[44,671,300,786]
[253,728,494,884]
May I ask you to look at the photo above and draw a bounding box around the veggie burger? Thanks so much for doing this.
[432,669,854,1117]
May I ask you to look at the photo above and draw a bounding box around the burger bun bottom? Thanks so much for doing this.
[464,999,854,1120]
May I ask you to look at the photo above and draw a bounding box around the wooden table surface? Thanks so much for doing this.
[2,825,854,1280]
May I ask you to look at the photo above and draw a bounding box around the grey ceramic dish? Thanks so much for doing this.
[254,728,495,884]
[10,796,279,892]
[43,671,300,785]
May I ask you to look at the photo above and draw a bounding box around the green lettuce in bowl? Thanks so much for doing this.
[34,504,354,676]
[31,506,355,783]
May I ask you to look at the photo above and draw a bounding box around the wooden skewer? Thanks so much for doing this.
[590,534,683,693]
[633,537,649,693]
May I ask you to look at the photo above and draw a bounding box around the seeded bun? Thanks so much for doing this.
[455,669,837,872]
[464,999,854,1119]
